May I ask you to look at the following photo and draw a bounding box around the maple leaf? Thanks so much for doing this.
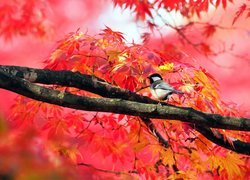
[42,116,71,139]
[195,134,213,153]
[232,4,247,25]
[0,0,52,40]
[168,170,197,180]
[147,21,157,31]
[199,43,213,56]
[133,141,150,152]
[222,0,227,9]
[161,149,175,166]
[207,153,246,179]
[134,1,153,20]
[203,24,216,38]
[112,0,152,20]
[100,26,125,42]
[193,68,223,112]
[158,62,174,72]
[141,32,151,44]
[157,0,178,10]
[57,144,81,163]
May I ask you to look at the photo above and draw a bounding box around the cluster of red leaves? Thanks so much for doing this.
[113,0,233,20]
[6,27,249,179]
[0,0,52,40]
[112,0,243,59]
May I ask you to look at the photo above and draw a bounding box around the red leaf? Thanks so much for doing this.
[203,24,216,38]
[222,0,227,9]
[112,0,152,20]
[141,32,150,44]
[199,43,212,56]
[123,75,138,91]
[215,0,221,8]
[232,4,247,25]
[100,26,125,42]
[134,1,152,20]
[68,45,75,55]
[147,21,157,31]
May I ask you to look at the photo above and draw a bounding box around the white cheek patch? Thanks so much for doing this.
[151,76,161,81]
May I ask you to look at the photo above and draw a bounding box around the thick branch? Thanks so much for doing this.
[0,65,250,155]
[140,116,169,147]
[0,65,249,131]
[0,70,219,125]
[0,65,154,104]
[195,125,250,155]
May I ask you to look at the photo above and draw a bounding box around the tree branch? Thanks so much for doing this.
[0,65,154,104]
[195,125,250,155]
[0,65,250,155]
[0,65,249,131]
[140,116,169,147]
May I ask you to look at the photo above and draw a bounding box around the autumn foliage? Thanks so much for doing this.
[0,0,249,179]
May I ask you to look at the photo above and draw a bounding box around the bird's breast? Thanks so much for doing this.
[151,88,171,100]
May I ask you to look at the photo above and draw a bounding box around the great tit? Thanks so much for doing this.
[148,73,183,101]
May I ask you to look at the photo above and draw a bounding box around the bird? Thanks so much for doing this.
[148,73,183,101]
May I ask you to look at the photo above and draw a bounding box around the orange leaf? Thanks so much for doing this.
[207,153,245,179]
[161,149,175,166]
[195,134,213,153]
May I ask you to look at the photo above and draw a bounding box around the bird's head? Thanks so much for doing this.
[148,73,163,84]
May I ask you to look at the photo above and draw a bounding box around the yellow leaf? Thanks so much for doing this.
[193,69,222,112]
[190,151,205,172]
[97,39,109,49]
[161,149,175,166]
[207,153,245,179]
[224,153,245,179]
[148,144,164,160]
[118,52,128,62]
[167,170,196,180]
[158,63,174,72]
[56,144,81,163]
[106,50,120,61]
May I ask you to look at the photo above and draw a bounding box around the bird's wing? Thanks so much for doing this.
[153,81,174,91]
